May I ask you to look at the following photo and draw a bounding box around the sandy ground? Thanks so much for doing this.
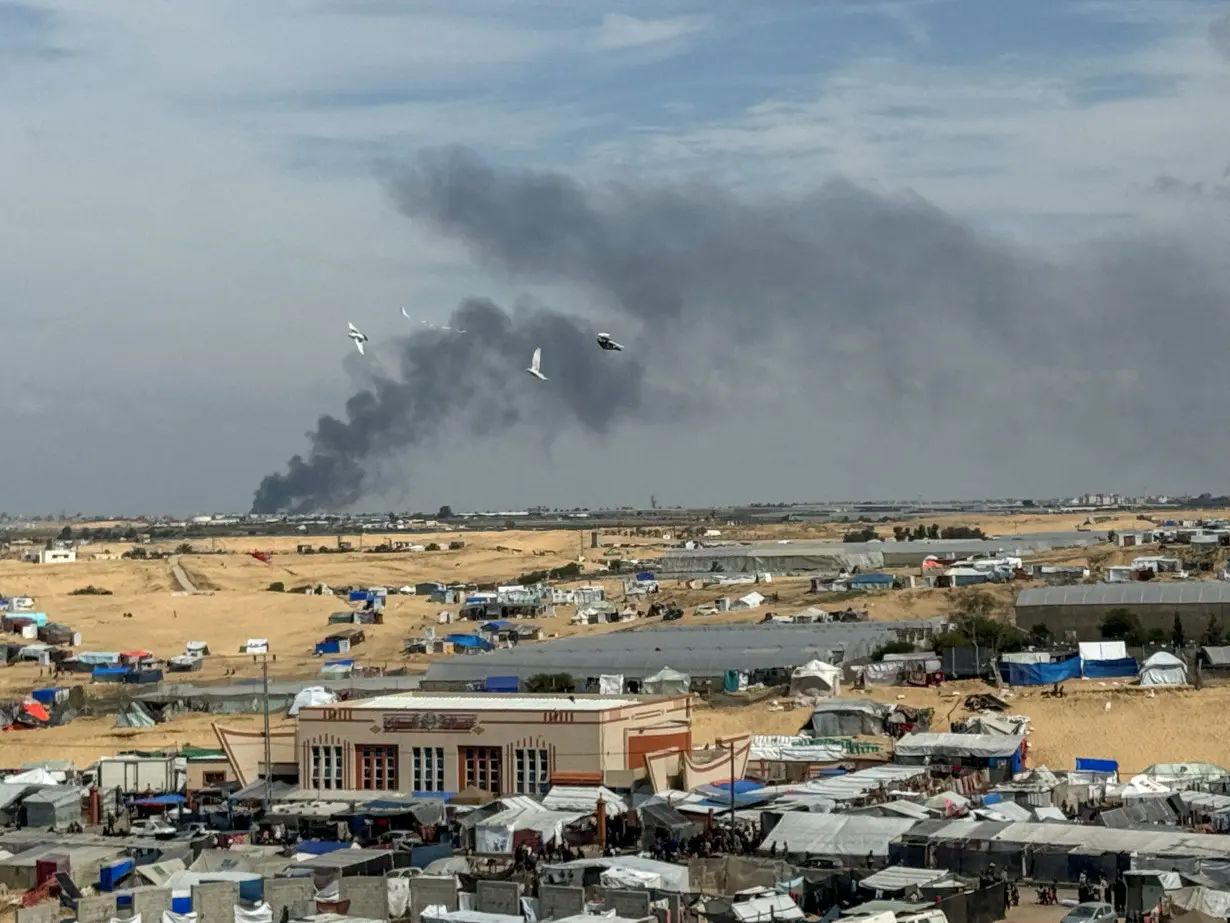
[2,510,1228,770]
[0,713,294,767]
[693,679,1230,774]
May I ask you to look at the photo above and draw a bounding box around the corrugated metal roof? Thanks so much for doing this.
[1017,584,1230,607]
[423,620,948,682]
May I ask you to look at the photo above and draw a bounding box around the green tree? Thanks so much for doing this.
[1173,613,1186,649]
[438,505,454,519]
[1100,608,1142,644]
[1203,614,1225,646]
[872,641,917,661]
[57,525,73,541]
[523,672,576,693]
[842,527,880,542]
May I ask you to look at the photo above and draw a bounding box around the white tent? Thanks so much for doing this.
[288,686,338,716]
[1139,651,1188,686]
[789,659,842,697]
[643,667,690,695]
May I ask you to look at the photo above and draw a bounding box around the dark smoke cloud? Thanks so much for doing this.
[252,297,653,513]
[256,147,1230,511]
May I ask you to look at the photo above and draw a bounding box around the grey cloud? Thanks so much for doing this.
[256,147,1230,511]
[1211,13,1230,62]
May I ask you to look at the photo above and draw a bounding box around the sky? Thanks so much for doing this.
[3,0,1230,515]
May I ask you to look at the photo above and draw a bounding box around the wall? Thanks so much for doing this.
[264,878,315,922]
[130,887,173,921]
[538,885,585,920]
[410,876,458,923]
[339,876,389,920]
[186,758,233,790]
[192,880,240,923]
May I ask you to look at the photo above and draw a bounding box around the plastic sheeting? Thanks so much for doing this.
[894,733,1024,759]
[1001,655,1081,686]
[388,877,410,918]
[1140,652,1188,686]
[234,903,272,923]
[1079,641,1127,661]
[288,686,338,716]
[759,813,917,858]
[1082,658,1138,678]
[598,674,624,695]
[1172,886,1230,923]
[643,667,690,695]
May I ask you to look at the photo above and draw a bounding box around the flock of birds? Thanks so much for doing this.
[345,309,624,383]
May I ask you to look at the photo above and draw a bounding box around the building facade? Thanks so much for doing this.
[295,692,692,795]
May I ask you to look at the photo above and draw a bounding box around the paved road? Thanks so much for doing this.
[169,555,201,594]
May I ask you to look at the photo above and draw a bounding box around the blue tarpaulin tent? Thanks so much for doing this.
[635,572,655,581]
[1083,657,1138,678]
[294,840,351,855]
[131,794,186,807]
[447,634,492,651]
[483,675,518,693]
[1075,758,1119,774]
[481,621,513,632]
[99,858,135,891]
[1000,655,1082,686]
[30,687,63,705]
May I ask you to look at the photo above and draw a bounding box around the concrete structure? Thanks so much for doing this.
[76,896,115,923]
[130,886,173,921]
[410,876,459,923]
[38,548,77,564]
[184,748,233,790]
[264,877,316,921]
[192,880,240,923]
[476,881,523,915]
[538,885,586,920]
[16,903,58,923]
[339,876,389,920]
[297,692,692,792]
[1016,583,1230,641]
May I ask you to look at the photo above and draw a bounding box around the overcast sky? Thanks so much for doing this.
[3,0,1230,515]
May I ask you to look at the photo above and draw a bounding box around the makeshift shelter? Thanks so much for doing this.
[289,687,338,717]
[804,699,891,737]
[115,702,157,728]
[789,660,842,697]
[1139,651,1188,686]
[22,786,82,828]
[642,667,690,695]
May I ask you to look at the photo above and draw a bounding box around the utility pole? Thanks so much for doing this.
[262,656,272,812]
[728,740,737,834]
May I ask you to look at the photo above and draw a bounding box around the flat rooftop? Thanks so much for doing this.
[336,693,642,712]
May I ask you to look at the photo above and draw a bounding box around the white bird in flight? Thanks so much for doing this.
[402,308,465,334]
[526,347,547,381]
[596,332,623,351]
[347,322,369,355]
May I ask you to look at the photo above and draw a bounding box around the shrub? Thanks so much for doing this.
[69,585,112,596]
[267,581,285,592]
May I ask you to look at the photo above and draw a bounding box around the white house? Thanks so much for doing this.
[39,548,77,564]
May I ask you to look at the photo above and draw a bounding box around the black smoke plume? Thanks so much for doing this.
[254,146,1230,512]
[251,298,650,513]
